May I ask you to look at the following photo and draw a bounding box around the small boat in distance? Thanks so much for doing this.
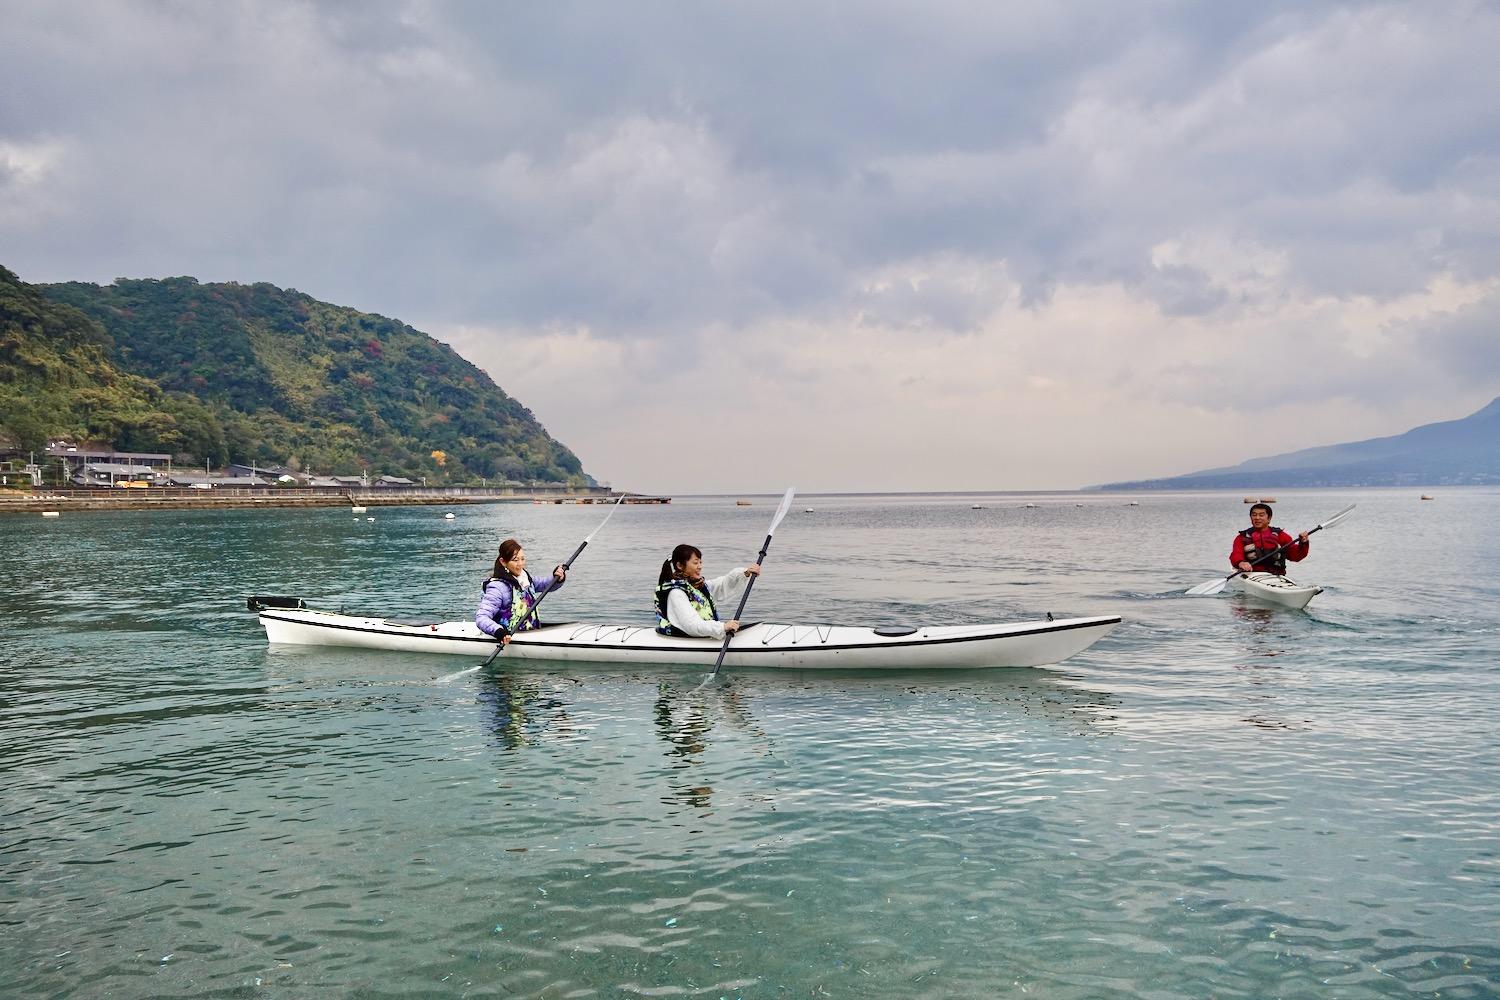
[1420,494,1435,500]
[736,499,752,506]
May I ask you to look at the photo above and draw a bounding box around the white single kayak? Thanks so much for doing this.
[1228,572,1323,610]
[251,600,1120,670]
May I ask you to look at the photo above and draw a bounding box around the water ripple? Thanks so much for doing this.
[3,492,1499,996]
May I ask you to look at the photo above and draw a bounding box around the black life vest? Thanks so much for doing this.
[1240,527,1288,574]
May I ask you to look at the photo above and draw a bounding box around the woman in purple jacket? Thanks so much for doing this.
[475,538,567,645]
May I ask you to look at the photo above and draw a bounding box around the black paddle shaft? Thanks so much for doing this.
[710,531,775,677]
[508,538,587,631]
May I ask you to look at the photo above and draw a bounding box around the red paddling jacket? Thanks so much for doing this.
[1230,526,1309,575]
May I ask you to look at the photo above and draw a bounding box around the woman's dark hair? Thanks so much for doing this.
[658,543,702,585]
[492,538,523,580]
[1249,503,1273,518]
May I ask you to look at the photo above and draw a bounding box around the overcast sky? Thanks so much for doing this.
[3,1,1498,492]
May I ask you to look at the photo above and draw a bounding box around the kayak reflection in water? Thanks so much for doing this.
[653,543,761,639]
[475,538,567,646]
[1231,503,1310,576]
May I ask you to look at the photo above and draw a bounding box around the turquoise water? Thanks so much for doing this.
[2,490,1498,998]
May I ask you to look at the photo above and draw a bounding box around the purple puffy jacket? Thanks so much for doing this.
[475,570,563,637]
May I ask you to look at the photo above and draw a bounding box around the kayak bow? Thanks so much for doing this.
[1227,572,1323,610]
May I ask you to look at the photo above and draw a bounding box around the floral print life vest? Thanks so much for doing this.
[484,574,541,632]
[655,579,717,636]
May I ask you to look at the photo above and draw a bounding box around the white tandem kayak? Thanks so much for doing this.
[250,599,1121,670]
[1228,572,1323,610]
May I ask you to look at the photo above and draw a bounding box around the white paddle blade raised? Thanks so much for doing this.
[767,487,796,535]
[583,494,626,543]
[1318,503,1357,531]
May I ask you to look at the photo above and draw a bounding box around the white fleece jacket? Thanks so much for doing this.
[663,568,751,639]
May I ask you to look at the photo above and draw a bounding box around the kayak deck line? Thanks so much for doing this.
[255,604,1122,669]
[258,610,1122,652]
[514,618,1122,654]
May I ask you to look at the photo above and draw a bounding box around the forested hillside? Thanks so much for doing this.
[0,265,586,484]
[0,266,227,462]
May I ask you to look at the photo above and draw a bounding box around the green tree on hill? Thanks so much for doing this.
[0,265,228,463]
[4,266,589,484]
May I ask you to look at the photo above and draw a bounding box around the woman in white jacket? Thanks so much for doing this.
[653,543,761,639]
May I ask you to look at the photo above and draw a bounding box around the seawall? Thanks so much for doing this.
[0,485,631,514]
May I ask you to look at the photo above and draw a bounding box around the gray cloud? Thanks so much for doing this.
[3,0,1499,488]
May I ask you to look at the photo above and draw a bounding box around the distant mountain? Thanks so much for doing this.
[1094,397,1500,489]
[0,265,587,484]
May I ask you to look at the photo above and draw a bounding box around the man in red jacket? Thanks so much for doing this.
[1230,503,1310,575]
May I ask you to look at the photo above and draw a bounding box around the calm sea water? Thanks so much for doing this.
[2,490,1498,999]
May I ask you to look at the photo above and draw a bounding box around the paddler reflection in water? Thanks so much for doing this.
[475,538,567,645]
[654,543,760,639]
[478,672,574,751]
[1231,504,1310,576]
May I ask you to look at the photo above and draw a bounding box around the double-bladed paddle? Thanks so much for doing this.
[1185,503,1356,597]
[479,494,625,666]
[709,487,796,679]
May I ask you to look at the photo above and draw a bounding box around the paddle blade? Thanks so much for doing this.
[767,487,796,535]
[1317,503,1357,531]
[1185,577,1228,597]
[583,494,627,543]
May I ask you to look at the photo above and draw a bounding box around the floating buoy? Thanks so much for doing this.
[444,512,456,519]
[41,511,60,518]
